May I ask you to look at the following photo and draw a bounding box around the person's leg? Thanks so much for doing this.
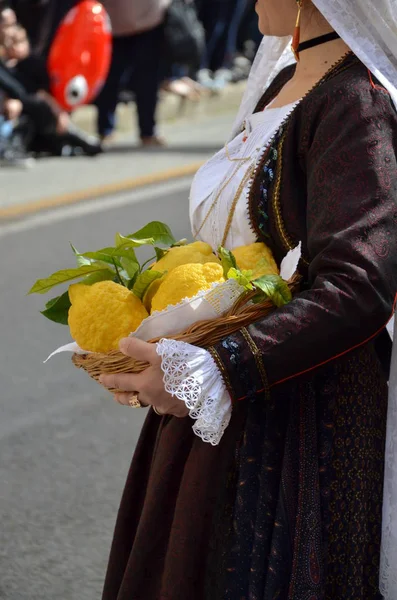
[198,0,227,71]
[224,0,247,66]
[95,36,128,138]
[130,25,164,142]
[196,0,228,89]
[210,0,240,72]
[212,0,250,87]
[236,0,262,58]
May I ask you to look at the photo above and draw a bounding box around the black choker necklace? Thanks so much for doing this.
[298,31,340,54]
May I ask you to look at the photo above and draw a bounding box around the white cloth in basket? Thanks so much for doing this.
[44,278,245,361]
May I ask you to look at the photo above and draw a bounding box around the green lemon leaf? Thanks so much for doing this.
[80,246,138,267]
[227,268,254,290]
[28,265,112,295]
[70,243,91,266]
[132,270,164,300]
[83,269,116,286]
[251,293,266,304]
[253,274,292,307]
[120,257,140,280]
[116,222,176,249]
[40,291,71,325]
[115,233,134,247]
[127,221,176,246]
[114,233,155,249]
[218,246,237,278]
[154,246,167,261]
[112,246,138,263]
[242,269,254,281]
[79,248,120,265]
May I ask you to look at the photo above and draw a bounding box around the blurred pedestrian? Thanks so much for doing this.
[0,6,102,162]
[160,0,207,101]
[197,0,247,91]
[237,0,262,59]
[97,0,171,146]
[8,0,52,54]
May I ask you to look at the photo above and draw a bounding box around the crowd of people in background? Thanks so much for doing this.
[0,0,261,166]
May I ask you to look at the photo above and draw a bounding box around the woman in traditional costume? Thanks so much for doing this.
[100,1,397,598]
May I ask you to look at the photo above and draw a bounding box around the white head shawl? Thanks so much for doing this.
[230,2,397,597]
[231,0,397,139]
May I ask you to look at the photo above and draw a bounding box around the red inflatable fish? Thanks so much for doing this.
[48,1,112,111]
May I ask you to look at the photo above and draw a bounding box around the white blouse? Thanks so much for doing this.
[157,102,298,445]
[190,102,297,250]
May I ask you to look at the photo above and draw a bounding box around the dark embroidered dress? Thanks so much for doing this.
[102,55,397,600]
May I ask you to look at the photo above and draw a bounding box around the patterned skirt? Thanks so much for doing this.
[102,344,387,600]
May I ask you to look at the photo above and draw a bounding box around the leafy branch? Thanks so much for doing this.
[29,221,178,324]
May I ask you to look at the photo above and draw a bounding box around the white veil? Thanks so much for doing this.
[230,2,397,597]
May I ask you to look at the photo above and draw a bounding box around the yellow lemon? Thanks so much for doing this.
[151,262,224,313]
[68,280,148,353]
[151,241,220,273]
[232,242,279,278]
[144,242,220,312]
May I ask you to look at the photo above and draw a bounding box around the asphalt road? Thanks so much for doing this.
[0,180,192,600]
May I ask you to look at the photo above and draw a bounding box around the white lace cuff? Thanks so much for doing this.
[156,339,232,445]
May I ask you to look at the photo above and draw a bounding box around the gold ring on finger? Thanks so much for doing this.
[128,393,142,408]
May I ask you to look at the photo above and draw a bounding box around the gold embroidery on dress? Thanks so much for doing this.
[240,327,270,392]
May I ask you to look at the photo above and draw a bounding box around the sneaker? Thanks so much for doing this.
[212,68,233,92]
[197,68,215,90]
[231,55,252,83]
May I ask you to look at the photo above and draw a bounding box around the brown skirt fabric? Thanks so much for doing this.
[102,403,246,600]
[102,345,387,600]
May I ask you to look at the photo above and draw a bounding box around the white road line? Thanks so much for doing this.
[0,177,192,239]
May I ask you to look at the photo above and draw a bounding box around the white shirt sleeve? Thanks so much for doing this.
[156,338,232,446]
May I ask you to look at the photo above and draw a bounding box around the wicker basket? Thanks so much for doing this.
[72,275,300,389]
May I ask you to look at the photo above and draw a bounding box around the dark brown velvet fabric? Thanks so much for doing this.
[102,55,397,600]
[102,409,246,600]
[213,55,397,396]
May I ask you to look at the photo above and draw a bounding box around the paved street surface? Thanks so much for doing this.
[0,105,238,213]
[0,179,193,599]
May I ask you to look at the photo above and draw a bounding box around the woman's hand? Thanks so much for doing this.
[99,338,189,418]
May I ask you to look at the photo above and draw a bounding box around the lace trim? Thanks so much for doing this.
[148,278,243,319]
[156,339,232,446]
